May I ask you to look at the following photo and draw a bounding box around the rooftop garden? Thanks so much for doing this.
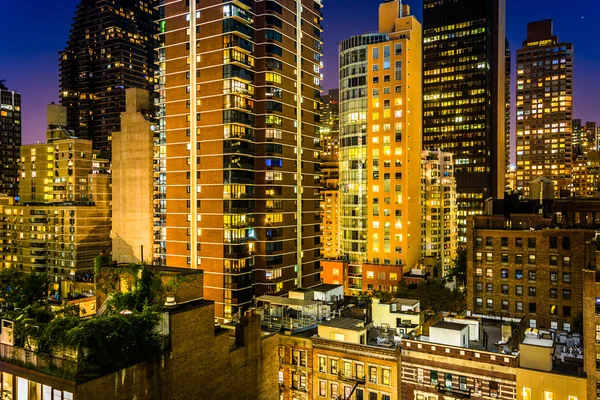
[0,261,179,381]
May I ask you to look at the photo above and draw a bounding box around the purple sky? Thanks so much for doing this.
[1,0,599,148]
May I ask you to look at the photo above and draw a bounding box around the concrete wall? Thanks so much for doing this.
[519,343,553,372]
[516,368,586,400]
[111,88,155,264]
[429,326,468,348]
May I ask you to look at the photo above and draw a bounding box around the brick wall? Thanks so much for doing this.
[75,302,279,400]
[467,218,596,330]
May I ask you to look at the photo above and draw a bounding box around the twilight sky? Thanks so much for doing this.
[1,0,599,146]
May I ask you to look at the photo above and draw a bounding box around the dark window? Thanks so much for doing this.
[529,303,537,313]
[549,236,557,249]
[563,289,571,300]
[265,0,283,13]
[529,287,536,297]
[501,254,509,263]
[562,237,571,250]
[501,237,508,247]
[486,237,493,246]
[516,237,523,247]
[528,238,536,248]
[515,254,523,264]
[265,15,283,28]
[265,29,283,42]
[563,306,571,317]
[265,44,283,56]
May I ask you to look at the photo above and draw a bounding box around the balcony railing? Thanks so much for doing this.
[0,343,87,381]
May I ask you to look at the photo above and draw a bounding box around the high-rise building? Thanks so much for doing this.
[0,81,21,198]
[339,32,388,269]
[515,20,573,196]
[585,121,600,152]
[335,0,422,294]
[0,105,111,282]
[320,89,340,259]
[505,38,512,177]
[573,119,584,153]
[421,150,458,275]
[59,0,157,156]
[366,1,422,272]
[423,0,506,241]
[111,89,156,264]
[320,89,340,169]
[155,0,324,321]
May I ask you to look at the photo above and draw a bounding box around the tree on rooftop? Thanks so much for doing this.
[0,269,48,309]
[396,279,464,313]
[449,249,467,289]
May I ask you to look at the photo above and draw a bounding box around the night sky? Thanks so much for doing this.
[1,0,599,146]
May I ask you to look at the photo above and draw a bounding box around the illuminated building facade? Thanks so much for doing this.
[338,1,422,294]
[0,82,21,198]
[421,150,458,275]
[59,0,157,156]
[366,1,422,273]
[321,89,340,259]
[423,0,506,241]
[515,20,573,196]
[0,105,111,281]
[320,89,340,167]
[339,32,388,269]
[572,153,599,198]
[156,0,324,321]
[506,38,512,178]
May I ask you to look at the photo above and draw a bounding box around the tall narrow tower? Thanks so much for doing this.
[0,81,21,198]
[515,20,573,196]
[337,1,422,293]
[423,0,506,241]
[59,0,157,156]
[156,0,324,320]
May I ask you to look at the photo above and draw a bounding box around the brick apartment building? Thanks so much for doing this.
[466,214,597,330]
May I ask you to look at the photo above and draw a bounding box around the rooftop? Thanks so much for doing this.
[256,295,322,308]
[320,317,366,331]
[385,298,420,307]
[523,337,554,348]
[432,321,467,331]
[310,283,343,292]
